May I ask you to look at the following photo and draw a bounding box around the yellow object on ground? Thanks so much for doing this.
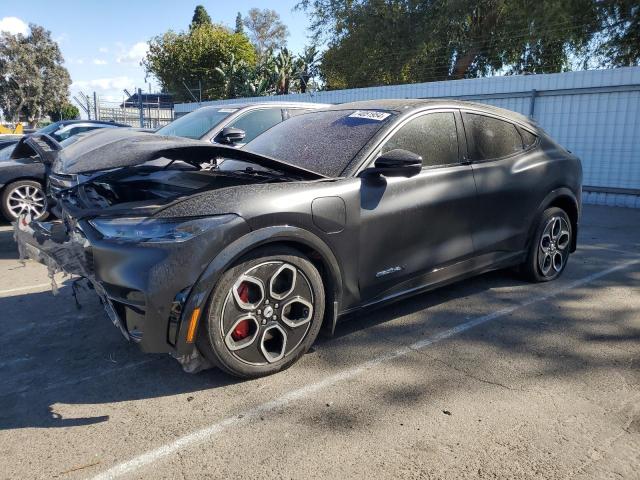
[0,124,23,135]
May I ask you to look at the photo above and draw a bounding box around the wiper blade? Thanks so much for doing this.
[228,167,296,180]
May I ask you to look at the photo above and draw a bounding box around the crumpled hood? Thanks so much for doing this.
[51,128,327,179]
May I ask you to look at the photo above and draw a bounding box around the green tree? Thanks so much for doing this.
[295,45,319,93]
[235,12,245,35]
[191,5,212,30]
[47,102,79,121]
[215,53,253,98]
[143,24,257,102]
[297,0,638,89]
[243,8,290,58]
[595,0,640,67]
[0,24,71,127]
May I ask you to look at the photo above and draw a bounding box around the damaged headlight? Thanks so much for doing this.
[88,215,236,243]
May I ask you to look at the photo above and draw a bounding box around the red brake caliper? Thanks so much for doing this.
[231,319,251,341]
[232,282,252,341]
[237,282,250,303]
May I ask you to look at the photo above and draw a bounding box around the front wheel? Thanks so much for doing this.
[521,207,572,282]
[198,246,325,378]
[1,180,49,222]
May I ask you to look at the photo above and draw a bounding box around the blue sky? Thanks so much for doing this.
[0,1,313,102]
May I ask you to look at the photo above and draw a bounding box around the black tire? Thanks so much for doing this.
[1,180,49,222]
[521,207,572,282]
[197,245,325,378]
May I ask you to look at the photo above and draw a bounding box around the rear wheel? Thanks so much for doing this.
[521,207,572,282]
[198,246,325,378]
[1,180,49,221]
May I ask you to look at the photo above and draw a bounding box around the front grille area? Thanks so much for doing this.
[48,172,78,196]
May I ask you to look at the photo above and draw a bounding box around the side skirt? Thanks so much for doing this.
[340,250,526,317]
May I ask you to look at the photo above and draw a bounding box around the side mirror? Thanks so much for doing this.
[217,127,246,145]
[364,149,423,178]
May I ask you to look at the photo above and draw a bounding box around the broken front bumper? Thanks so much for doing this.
[14,217,132,340]
[14,214,251,355]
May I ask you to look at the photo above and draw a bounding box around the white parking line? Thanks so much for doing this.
[0,282,54,297]
[89,258,639,480]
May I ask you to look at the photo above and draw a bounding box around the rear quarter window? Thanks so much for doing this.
[519,128,538,149]
[463,113,524,161]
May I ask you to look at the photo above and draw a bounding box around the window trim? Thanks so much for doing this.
[356,108,467,175]
[460,109,537,164]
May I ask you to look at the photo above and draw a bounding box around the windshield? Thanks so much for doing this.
[37,122,63,135]
[156,107,235,139]
[244,109,396,177]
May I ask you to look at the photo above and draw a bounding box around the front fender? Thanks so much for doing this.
[174,225,344,355]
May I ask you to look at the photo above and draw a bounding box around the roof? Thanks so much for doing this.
[58,120,131,127]
[332,99,534,127]
[197,101,330,110]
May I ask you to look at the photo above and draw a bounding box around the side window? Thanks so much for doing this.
[226,108,283,143]
[381,112,459,168]
[463,113,523,161]
[519,128,537,149]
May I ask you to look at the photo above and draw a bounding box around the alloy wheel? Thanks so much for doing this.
[220,261,315,366]
[6,184,47,219]
[538,216,571,277]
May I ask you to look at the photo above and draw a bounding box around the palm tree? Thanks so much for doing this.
[274,48,295,95]
[295,45,319,94]
[215,53,250,99]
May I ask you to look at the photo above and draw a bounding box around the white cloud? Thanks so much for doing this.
[72,76,136,101]
[116,42,148,64]
[98,46,109,53]
[54,32,68,45]
[93,59,108,65]
[0,16,28,36]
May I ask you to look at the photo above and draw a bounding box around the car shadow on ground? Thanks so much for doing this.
[0,264,530,431]
[2,258,638,433]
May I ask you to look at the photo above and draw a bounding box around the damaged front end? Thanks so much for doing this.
[13,131,322,372]
[14,176,260,373]
[15,215,132,341]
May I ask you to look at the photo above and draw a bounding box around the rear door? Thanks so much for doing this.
[461,111,540,255]
[357,110,478,301]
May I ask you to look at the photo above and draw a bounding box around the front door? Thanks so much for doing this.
[357,110,478,301]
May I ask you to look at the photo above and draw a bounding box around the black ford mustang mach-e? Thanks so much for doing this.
[15,99,582,378]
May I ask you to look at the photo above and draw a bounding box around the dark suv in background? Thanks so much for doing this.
[0,120,130,221]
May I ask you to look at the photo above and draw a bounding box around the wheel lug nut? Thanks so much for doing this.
[272,315,277,320]
[274,303,279,308]
[261,319,266,325]
[265,300,270,305]
[257,310,262,315]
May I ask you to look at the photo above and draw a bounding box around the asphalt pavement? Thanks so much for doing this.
[0,204,638,479]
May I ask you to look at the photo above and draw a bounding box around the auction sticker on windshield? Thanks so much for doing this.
[348,110,391,121]
[218,108,238,113]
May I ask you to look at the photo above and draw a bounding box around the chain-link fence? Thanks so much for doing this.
[74,90,174,129]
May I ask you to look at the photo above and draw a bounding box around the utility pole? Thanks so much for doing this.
[93,92,99,121]
[138,88,144,128]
